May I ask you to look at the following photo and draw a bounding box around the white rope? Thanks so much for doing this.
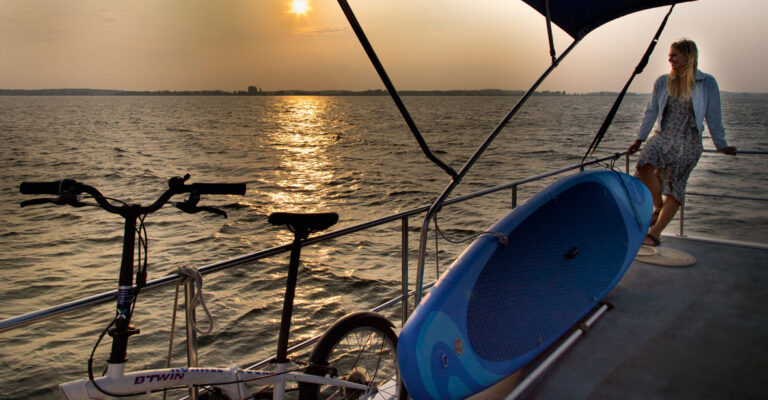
[162,267,213,400]
[176,265,215,335]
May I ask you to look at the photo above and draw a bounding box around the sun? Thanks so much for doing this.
[290,0,309,15]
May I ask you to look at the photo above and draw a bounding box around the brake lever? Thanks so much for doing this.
[20,195,88,208]
[198,206,228,218]
[173,202,228,218]
[20,198,57,208]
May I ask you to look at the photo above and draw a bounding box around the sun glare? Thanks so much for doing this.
[290,0,309,15]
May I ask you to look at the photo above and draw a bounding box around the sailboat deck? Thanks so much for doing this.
[513,235,768,399]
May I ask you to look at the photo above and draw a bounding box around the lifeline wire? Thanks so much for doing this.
[434,213,508,246]
[432,213,509,278]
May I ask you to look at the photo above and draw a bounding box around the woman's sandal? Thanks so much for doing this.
[643,233,661,247]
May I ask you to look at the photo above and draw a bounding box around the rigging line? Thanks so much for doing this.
[581,4,676,164]
[336,0,458,180]
[434,216,440,278]
[612,169,644,230]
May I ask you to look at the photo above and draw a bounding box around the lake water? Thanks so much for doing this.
[0,94,766,398]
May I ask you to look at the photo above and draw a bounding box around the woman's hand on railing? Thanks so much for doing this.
[720,146,737,156]
[627,139,643,155]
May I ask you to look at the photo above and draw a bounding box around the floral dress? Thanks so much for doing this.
[636,95,703,204]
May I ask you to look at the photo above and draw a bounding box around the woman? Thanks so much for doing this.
[627,39,736,246]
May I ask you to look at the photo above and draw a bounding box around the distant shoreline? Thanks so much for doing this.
[0,88,610,96]
[0,88,763,96]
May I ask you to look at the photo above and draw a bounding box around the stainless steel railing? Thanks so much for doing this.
[0,152,626,335]
[678,149,768,236]
[2,149,765,369]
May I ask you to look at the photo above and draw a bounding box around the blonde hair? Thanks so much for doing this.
[668,39,698,99]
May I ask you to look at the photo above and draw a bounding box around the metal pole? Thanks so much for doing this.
[401,216,409,325]
[626,152,631,174]
[184,280,199,400]
[336,0,457,179]
[679,204,685,237]
[276,237,302,363]
[511,185,518,209]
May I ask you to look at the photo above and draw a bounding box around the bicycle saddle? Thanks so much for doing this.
[268,212,339,239]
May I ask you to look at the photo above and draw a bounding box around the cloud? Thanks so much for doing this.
[292,25,347,35]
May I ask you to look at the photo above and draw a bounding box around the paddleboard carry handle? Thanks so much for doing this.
[564,246,580,259]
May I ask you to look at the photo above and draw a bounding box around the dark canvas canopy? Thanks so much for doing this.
[523,0,696,39]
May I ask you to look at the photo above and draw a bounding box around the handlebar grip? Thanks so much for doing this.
[189,183,246,195]
[20,181,65,195]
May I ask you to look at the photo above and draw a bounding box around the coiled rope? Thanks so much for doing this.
[165,265,214,367]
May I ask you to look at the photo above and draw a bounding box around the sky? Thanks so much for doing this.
[1,0,767,94]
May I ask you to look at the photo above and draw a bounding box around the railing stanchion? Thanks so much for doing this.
[401,216,409,325]
[679,204,685,237]
[626,152,630,174]
[511,185,518,209]
[184,280,199,399]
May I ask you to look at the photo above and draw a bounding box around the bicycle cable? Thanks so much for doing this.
[86,206,150,398]
[87,315,131,398]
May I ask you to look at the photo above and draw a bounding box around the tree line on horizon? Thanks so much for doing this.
[1,88,620,96]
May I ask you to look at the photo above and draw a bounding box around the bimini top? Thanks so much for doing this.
[523,0,696,39]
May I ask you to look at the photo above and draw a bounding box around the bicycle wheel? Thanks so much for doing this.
[299,311,407,400]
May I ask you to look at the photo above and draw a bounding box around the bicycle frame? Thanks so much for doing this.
[59,365,375,400]
[57,208,376,400]
[19,180,397,399]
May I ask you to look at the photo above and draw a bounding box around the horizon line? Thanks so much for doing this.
[1,88,639,96]
[1,88,765,96]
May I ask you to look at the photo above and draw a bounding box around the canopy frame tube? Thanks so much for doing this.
[334,0,584,309]
[413,38,581,307]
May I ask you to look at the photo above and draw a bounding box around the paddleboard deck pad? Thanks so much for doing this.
[398,170,652,399]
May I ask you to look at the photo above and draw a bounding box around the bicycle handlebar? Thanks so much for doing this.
[19,180,75,195]
[19,175,246,217]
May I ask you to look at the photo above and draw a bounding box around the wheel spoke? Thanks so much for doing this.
[299,313,406,399]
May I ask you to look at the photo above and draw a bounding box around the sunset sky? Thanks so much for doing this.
[1,0,766,93]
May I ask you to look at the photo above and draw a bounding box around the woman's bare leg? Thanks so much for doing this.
[645,195,680,244]
[636,164,680,245]
[635,164,663,211]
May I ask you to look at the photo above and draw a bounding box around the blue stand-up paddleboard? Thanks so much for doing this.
[398,170,653,399]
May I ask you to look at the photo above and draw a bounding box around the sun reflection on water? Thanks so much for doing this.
[267,97,338,214]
